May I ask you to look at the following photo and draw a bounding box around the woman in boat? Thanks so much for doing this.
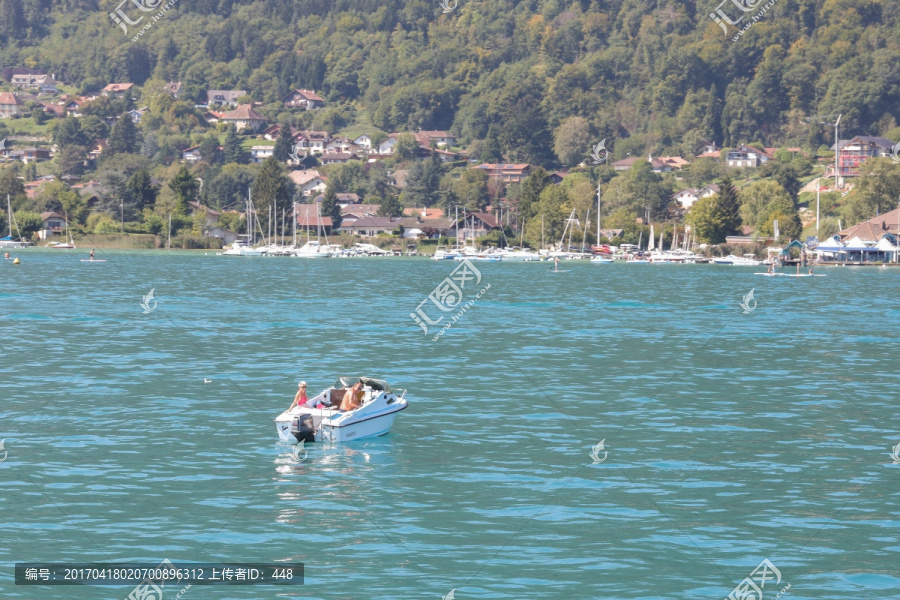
[288,381,308,410]
[339,381,364,411]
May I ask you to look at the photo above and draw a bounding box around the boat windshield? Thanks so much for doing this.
[333,376,391,392]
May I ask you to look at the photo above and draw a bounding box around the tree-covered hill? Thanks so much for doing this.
[1,0,898,161]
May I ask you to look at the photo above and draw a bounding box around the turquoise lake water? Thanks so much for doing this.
[1,249,899,599]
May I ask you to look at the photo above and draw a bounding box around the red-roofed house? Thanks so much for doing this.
[414,130,457,148]
[102,83,134,98]
[340,217,401,237]
[282,89,325,110]
[403,207,446,219]
[293,202,333,234]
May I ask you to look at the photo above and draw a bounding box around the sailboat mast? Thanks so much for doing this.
[596,181,601,242]
[581,206,590,253]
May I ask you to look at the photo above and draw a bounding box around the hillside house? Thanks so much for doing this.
[671,184,719,210]
[726,145,772,168]
[250,146,274,163]
[220,104,267,132]
[0,92,24,118]
[188,201,220,228]
[11,73,57,94]
[826,136,895,184]
[320,152,360,165]
[414,130,457,148]
[88,139,108,161]
[282,89,325,110]
[472,163,531,183]
[182,146,202,163]
[102,83,134,98]
[290,170,328,197]
[353,135,372,150]
[206,90,246,108]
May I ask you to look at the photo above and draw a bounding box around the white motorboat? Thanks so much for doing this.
[292,240,332,257]
[590,256,615,263]
[497,248,540,261]
[432,248,462,260]
[353,242,388,256]
[275,377,408,443]
[221,240,267,256]
[713,253,763,266]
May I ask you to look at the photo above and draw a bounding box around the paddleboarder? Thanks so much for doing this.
[89,248,95,261]
[554,256,559,272]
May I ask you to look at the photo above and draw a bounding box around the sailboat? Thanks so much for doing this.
[293,200,332,257]
[0,194,31,248]
[221,189,266,255]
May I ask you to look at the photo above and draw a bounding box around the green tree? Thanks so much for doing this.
[223,126,247,164]
[168,163,199,215]
[107,114,139,155]
[320,182,343,228]
[0,167,27,211]
[553,116,592,167]
[480,124,503,163]
[717,176,742,237]
[455,168,490,212]
[394,133,419,162]
[377,193,403,217]
[13,211,42,237]
[841,159,900,226]
[252,157,295,238]
[740,180,792,230]
[686,194,730,244]
[273,124,293,162]
[127,168,157,211]
[198,134,222,165]
[518,167,550,221]
[51,117,87,147]
[756,196,802,241]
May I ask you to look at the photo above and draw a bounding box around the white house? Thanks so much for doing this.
[353,134,372,150]
[0,92,24,119]
[726,145,772,168]
[289,170,328,197]
[250,146,274,163]
[220,104,267,132]
[672,183,719,210]
[377,135,399,154]
[182,146,202,163]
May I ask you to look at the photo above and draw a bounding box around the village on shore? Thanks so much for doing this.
[0,73,897,267]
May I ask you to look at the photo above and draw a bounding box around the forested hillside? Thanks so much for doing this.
[1,0,899,249]
[1,0,897,157]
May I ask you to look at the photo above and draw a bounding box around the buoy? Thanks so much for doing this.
[12,257,20,264]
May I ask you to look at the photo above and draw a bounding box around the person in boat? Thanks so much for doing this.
[339,381,364,411]
[288,381,308,410]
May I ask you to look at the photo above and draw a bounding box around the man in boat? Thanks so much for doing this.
[339,381,364,411]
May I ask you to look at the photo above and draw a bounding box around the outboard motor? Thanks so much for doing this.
[290,414,316,443]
